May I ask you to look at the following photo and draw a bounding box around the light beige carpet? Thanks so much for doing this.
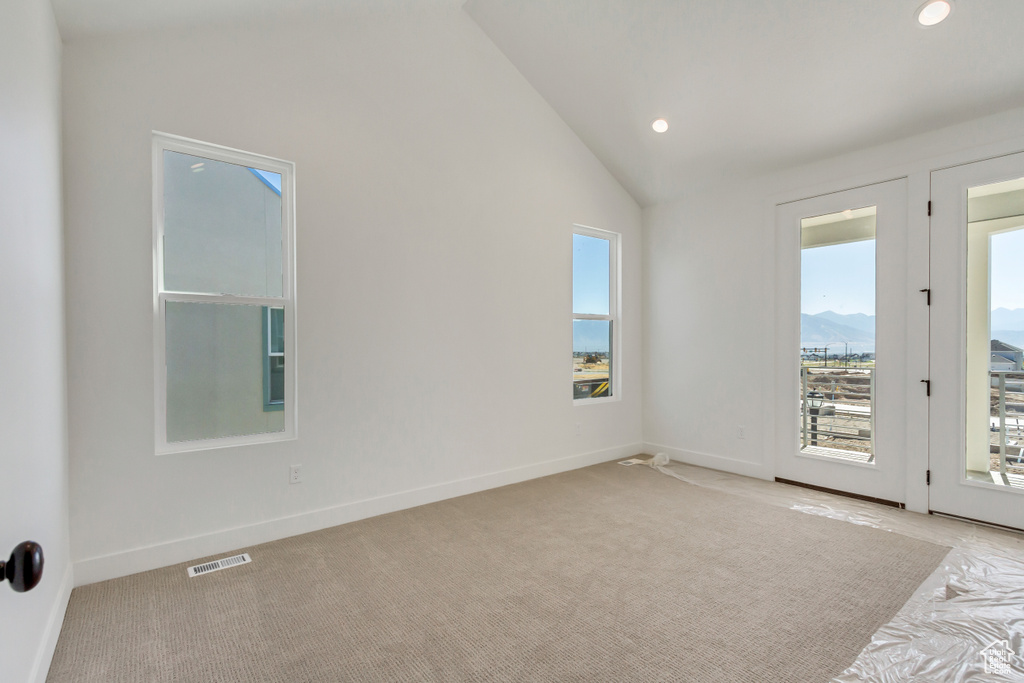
[48,461,948,682]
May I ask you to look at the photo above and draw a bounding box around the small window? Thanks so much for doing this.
[154,133,295,453]
[573,226,619,402]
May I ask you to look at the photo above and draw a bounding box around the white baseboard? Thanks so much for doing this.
[31,562,73,683]
[643,442,773,481]
[74,443,643,586]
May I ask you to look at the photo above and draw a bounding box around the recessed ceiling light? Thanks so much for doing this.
[917,0,952,26]
[651,119,668,133]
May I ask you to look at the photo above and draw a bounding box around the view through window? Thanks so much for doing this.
[155,134,294,451]
[800,207,876,461]
[573,228,617,401]
[966,176,1024,486]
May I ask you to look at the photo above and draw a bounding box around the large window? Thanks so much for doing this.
[153,133,296,453]
[572,226,619,402]
[800,207,876,460]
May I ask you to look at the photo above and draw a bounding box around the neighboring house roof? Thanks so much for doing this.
[991,340,1023,353]
[992,353,1015,366]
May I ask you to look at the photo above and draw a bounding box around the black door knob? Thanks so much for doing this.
[1,541,44,592]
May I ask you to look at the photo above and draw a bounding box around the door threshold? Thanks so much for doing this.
[929,510,1024,534]
[774,477,905,509]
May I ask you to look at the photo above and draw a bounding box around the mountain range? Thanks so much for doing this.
[801,311,874,354]
[801,308,1024,354]
[991,308,1024,331]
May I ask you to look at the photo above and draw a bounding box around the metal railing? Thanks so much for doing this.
[800,366,874,457]
[797,368,1024,473]
[989,371,1024,476]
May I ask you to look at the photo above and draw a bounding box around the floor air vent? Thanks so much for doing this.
[187,553,251,578]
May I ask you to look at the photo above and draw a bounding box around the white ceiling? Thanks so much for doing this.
[466,0,1024,205]
[49,0,465,38]
[51,0,1024,207]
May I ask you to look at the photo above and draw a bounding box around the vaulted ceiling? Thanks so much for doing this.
[52,0,1024,206]
[466,0,1024,205]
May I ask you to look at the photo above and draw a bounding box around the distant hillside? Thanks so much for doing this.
[798,309,1024,353]
[992,308,1024,331]
[801,312,874,353]
[992,331,1024,350]
[573,319,610,353]
[813,310,875,335]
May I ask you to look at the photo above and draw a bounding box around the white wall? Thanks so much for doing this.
[643,105,1024,512]
[63,9,643,584]
[0,0,73,680]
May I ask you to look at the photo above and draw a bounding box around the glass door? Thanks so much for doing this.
[930,151,1024,530]
[775,179,908,503]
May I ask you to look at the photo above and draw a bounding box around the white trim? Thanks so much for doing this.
[773,178,909,504]
[572,224,622,404]
[794,448,879,469]
[29,563,73,683]
[72,442,643,586]
[158,292,290,306]
[929,150,1024,529]
[955,477,1024,496]
[643,442,773,481]
[152,132,297,455]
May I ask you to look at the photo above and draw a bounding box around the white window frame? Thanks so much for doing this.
[152,131,297,454]
[572,224,621,405]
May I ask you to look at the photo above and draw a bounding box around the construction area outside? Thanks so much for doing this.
[976,370,1024,484]
[800,349,1024,482]
[800,357,874,463]
[573,351,610,399]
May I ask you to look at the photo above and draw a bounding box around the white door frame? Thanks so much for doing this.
[929,150,1024,530]
[774,178,909,504]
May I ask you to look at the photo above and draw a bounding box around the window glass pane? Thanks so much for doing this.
[269,357,285,404]
[965,177,1024,482]
[799,207,875,458]
[573,233,610,315]
[166,301,285,442]
[573,319,611,399]
[163,150,283,297]
[269,307,285,354]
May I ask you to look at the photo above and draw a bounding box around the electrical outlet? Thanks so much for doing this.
[737,426,746,440]
[575,423,581,436]
[289,465,303,484]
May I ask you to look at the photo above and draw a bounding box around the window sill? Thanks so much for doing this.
[157,430,295,456]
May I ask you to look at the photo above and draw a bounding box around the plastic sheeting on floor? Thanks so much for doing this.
[647,458,1024,681]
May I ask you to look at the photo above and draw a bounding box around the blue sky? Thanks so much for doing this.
[801,239,876,316]
[990,227,1024,310]
[800,224,1024,319]
[573,320,610,353]
[248,168,282,195]
[573,234,609,315]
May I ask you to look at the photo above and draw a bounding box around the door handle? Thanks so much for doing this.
[1,541,44,593]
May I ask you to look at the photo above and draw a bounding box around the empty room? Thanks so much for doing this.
[4,0,1024,680]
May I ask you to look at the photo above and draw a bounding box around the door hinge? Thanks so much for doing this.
[920,288,931,305]
[921,379,931,396]
[927,200,932,216]
[927,469,931,486]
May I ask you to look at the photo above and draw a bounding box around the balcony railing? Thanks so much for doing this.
[988,371,1024,477]
[800,366,874,461]
[798,368,1024,476]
